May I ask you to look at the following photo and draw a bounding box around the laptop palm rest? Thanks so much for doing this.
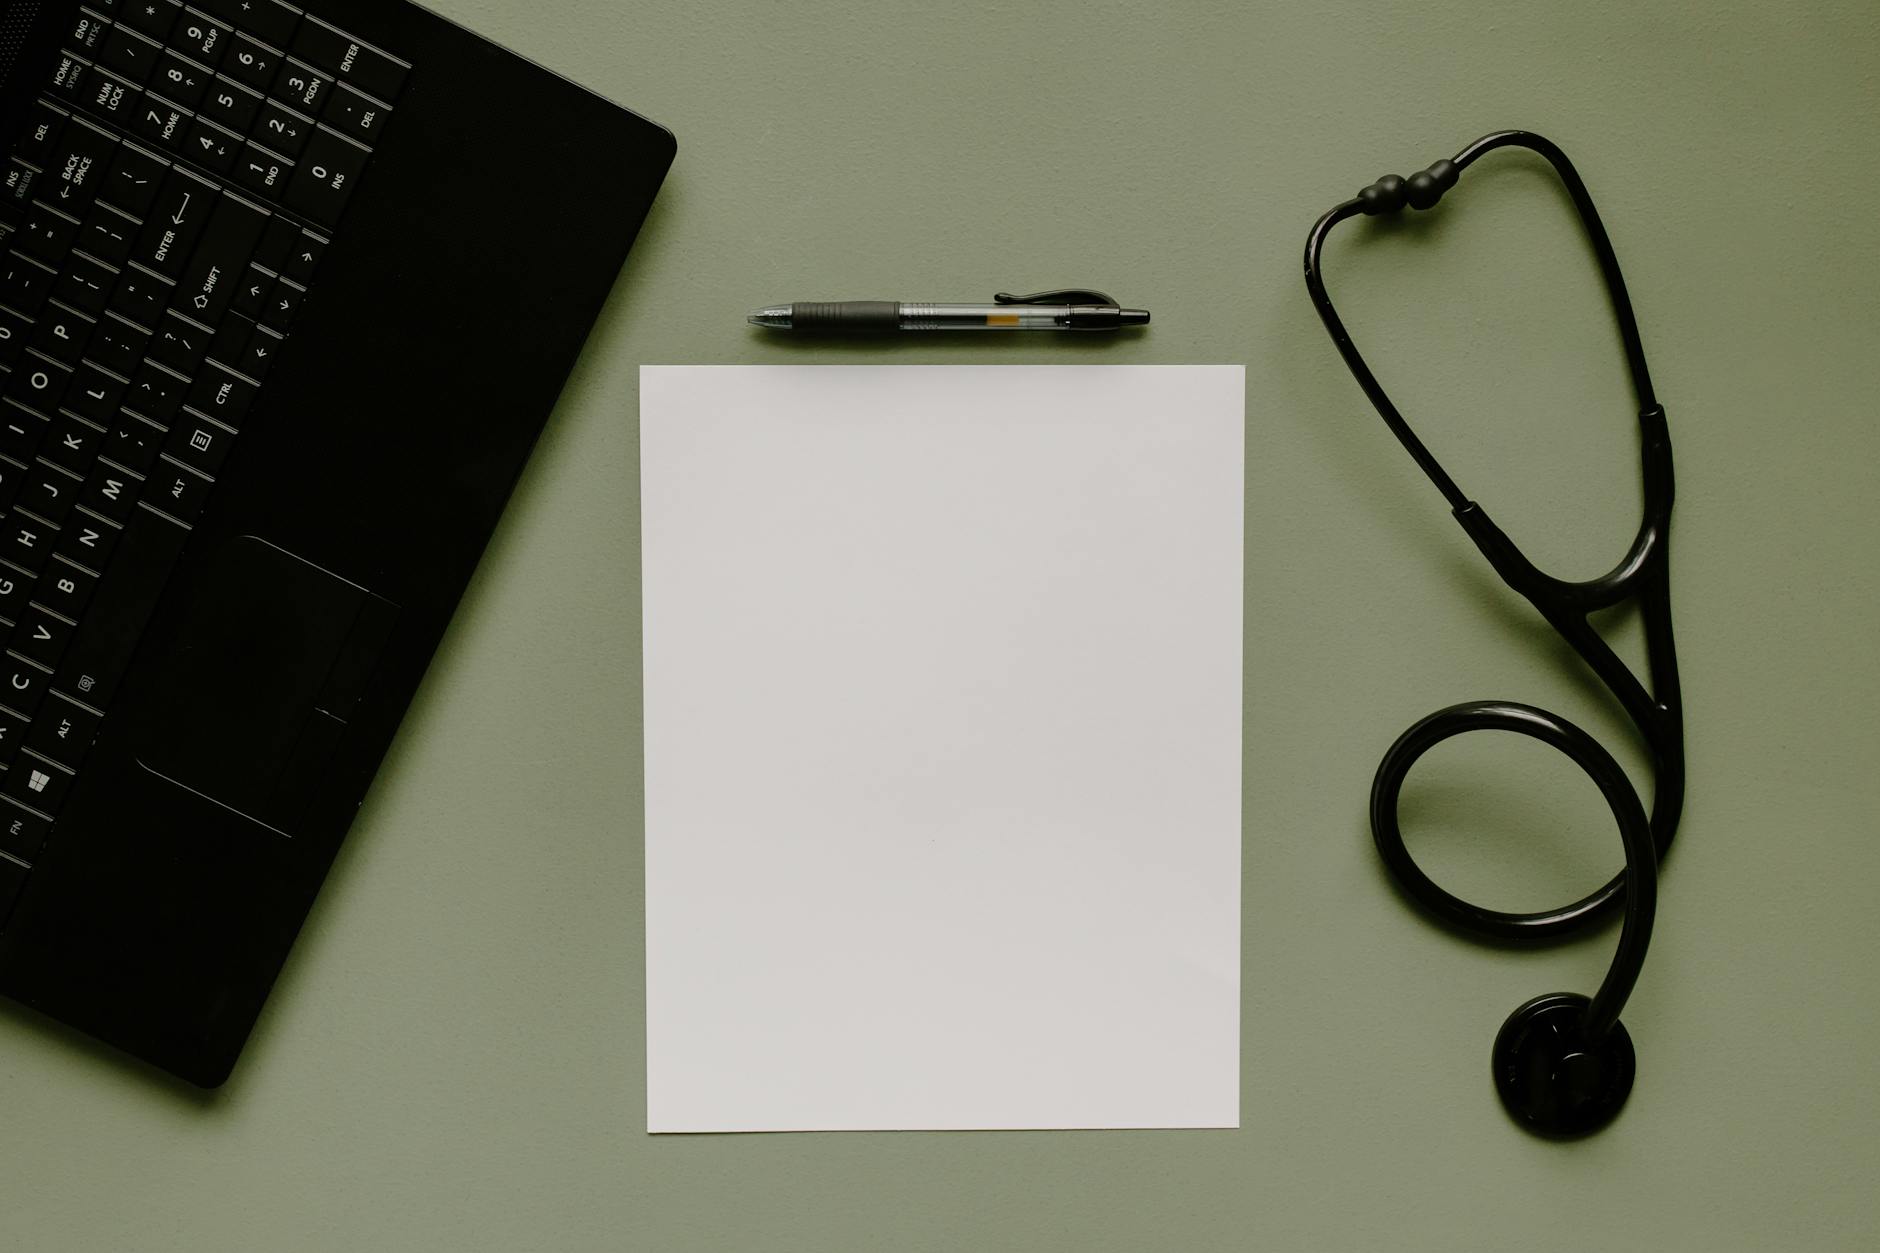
[132,536,399,837]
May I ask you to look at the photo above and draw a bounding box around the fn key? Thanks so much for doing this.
[283,127,369,227]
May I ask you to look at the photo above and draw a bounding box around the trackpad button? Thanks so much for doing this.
[134,536,397,834]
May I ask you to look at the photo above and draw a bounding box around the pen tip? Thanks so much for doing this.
[748,307,792,330]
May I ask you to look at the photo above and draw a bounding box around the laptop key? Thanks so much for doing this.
[77,203,138,267]
[183,115,242,175]
[283,126,367,226]
[109,266,173,329]
[27,694,101,769]
[173,14,231,68]
[97,28,162,88]
[322,84,387,147]
[0,711,25,766]
[147,459,210,521]
[177,193,268,323]
[0,656,50,716]
[119,0,182,42]
[135,168,215,278]
[0,562,30,622]
[88,316,149,377]
[222,34,283,94]
[83,69,143,125]
[19,463,80,524]
[201,0,302,52]
[127,359,186,421]
[273,59,334,115]
[67,8,112,54]
[66,362,126,423]
[54,510,119,570]
[2,753,73,816]
[38,556,102,618]
[17,206,79,266]
[20,103,68,167]
[12,606,74,671]
[107,415,164,473]
[31,306,96,367]
[187,362,255,425]
[53,253,117,317]
[101,143,168,218]
[45,413,106,476]
[1,253,57,312]
[292,18,410,102]
[153,50,212,110]
[47,54,91,103]
[202,76,263,134]
[150,310,209,375]
[0,309,29,369]
[56,505,186,707]
[0,850,28,923]
[255,99,314,159]
[0,796,48,860]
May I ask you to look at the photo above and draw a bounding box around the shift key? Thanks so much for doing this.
[177,194,269,323]
[132,168,218,280]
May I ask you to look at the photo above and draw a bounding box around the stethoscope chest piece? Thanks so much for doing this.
[1493,993,1635,1138]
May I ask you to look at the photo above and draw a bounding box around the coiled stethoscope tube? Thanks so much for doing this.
[1303,130,1685,1137]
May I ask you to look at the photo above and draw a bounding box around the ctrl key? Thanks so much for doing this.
[0,846,28,924]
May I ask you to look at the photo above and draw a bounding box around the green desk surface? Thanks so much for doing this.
[5,2,1877,1249]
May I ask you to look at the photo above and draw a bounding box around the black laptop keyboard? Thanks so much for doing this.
[0,0,408,922]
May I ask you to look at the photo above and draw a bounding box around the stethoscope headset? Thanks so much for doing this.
[1302,130,1684,1137]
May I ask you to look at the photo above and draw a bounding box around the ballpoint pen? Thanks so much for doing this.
[747,288,1150,332]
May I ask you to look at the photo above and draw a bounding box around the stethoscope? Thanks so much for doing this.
[1302,130,1685,1137]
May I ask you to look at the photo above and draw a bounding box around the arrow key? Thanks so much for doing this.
[264,277,304,329]
[284,231,325,285]
[238,324,284,381]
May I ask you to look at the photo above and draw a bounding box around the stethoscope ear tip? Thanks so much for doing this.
[1492,993,1636,1138]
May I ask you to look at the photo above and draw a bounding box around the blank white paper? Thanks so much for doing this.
[641,365,1243,1132]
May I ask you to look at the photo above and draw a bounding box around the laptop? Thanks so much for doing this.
[0,0,674,1085]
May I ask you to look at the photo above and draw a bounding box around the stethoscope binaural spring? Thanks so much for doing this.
[1302,130,1685,1137]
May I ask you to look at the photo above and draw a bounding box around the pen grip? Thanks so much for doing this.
[791,301,901,331]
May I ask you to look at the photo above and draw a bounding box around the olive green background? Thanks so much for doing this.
[4,0,1877,1248]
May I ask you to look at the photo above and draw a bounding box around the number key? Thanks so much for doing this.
[254,99,313,158]
[221,34,280,94]
[231,144,292,199]
[272,59,333,115]
[184,115,242,175]
[173,15,230,67]
[152,50,211,109]
[201,77,262,134]
[282,126,368,227]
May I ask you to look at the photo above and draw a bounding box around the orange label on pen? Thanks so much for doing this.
[986,314,1022,327]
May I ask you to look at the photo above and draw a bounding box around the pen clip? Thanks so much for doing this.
[993,288,1119,307]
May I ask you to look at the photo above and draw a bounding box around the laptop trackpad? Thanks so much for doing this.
[134,536,398,835]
